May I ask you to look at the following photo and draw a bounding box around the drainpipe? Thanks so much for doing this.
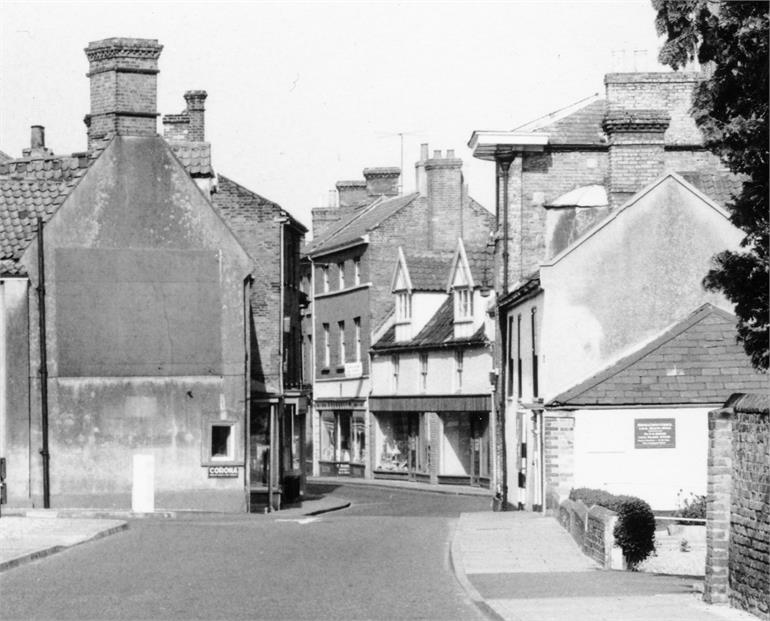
[498,158,513,295]
[36,219,50,509]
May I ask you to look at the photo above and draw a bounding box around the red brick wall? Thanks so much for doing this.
[705,403,770,619]
[544,412,576,510]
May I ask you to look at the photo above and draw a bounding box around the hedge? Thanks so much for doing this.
[569,487,656,569]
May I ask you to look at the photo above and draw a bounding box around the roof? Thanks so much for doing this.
[547,184,608,208]
[0,150,12,164]
[679,170,744,210]
[465,246,494,287]
[548,304,768,408]
[214,174,307,233]
[167,141,213,177]
[0,153,93,275]
[722,392,770,415]
[403,251,453,291]
[498,272,541,309]
[305,192,419,256]
[372,296,487,352]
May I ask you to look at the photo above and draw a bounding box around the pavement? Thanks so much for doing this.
[450,510,760,621]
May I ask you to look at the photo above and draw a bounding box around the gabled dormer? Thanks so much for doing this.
[447,239,483,339]
[391,248,414,342]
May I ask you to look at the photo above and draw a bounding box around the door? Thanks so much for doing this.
[469,413,489,487]
[406,414,426,481]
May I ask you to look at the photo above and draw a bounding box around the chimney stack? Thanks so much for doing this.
[363,167,400,197]
[336,180,368,208]
[425,149,463,250]
[414,143,429,196]
[84,37,163,149]
[22,125,53,158]
[184,90,207,141]
[603,109,670,208]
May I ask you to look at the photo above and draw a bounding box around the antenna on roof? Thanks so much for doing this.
[376,129,423,195]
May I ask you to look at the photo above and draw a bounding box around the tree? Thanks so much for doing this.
[654,0,769,370]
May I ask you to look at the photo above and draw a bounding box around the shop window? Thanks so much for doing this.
[338,261,345,289]
[206,419,238,464]
[249,405,270,485]
[320,411,365,463]
[376,412,427,473]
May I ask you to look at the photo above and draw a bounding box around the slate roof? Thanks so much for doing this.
[372,297,487,352]
[531,99,608,146]
[168,141,213,177]
[0,153,92,275]
[465,246,494,288]
[305,192,419,256]
[548,304,768,408]
[403,251,452,291]
[679,170,744,210]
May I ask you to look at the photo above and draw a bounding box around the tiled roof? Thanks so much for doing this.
[499,272,541,309]
[0,150,12,164]
[0,154,92,275]
[404,251,452,291]
[548,304,768,407]
[373,297,487,352]
[167,141,213,177]
[532,99,608,146]
[678,170,744,210]
[465,246,494,288]
[305,192,419,256]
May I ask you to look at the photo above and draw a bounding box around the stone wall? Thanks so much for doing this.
[704,393,770,620]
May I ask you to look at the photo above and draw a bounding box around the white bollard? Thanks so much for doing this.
[132,454,155,513]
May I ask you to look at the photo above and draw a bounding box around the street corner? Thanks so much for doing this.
[0,516,128,573]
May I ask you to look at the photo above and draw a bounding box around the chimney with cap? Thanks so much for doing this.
[84,37,163,150]
[425,148,464,250]
[184,90,207,141]
[22,125,54,158]
[414,143,429,196]
[363,167,400,198]
[336,180,369,208]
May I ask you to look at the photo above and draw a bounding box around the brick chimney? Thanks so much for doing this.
[184,90,207,141]
[363,167,400,197]
[84,37,163,149]
[603,109,670,208]
[336,180,368,208]
[425,149,463,250]
[22,125,54,158]
[414,143,429,196]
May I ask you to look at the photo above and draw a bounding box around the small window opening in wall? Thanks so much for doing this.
[211,425,232,460]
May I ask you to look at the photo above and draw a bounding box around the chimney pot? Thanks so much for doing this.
[446,149,455,158]
[420,143,429,160]
[31,125,45,149]
[433,150,442,159]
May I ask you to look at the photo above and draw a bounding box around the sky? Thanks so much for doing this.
[1,1,671,236]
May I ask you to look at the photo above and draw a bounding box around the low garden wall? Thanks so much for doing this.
[559,498,620,569]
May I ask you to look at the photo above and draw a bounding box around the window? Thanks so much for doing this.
[531,308,539,398]
[322,265,329,293]
[354,317,362,362]
[210,423,234,461]
[507,315,514,397]
[323,323,330,367]
[455,349,464,391]
[396,291,412,321]
[354,258,361,285]
[517,314,523,397]
[420,352,428,392]
[338,320,346,365]
[338,262,345,289]
[391,354,400,392]
[454,287,473,320]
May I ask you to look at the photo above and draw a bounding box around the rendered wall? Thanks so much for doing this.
[540,177,742,398]
[16,136,252,510]
[572,407,708,510]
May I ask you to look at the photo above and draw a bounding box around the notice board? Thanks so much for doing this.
[634,418,676,449]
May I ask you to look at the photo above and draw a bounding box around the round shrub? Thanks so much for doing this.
[613,498,656,570]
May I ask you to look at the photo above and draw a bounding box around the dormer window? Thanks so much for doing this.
[454,287,473,321]
[396,291,412,322]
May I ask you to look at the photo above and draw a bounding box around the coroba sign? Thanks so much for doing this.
[207,465,240,478]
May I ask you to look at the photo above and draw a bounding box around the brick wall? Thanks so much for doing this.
[544,412,576,510]
[704,395,770,620]
[558,498,619,569]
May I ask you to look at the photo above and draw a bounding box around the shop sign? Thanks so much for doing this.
[208,465,240,478]
[338,463,351,475]
[634,418,675,449]
[345,362,363,378]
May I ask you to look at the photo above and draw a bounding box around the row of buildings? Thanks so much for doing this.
[0,37,764,513]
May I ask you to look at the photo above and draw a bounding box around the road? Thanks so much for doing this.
[0,483,491,620]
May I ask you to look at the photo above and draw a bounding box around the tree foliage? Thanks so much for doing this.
[654,0,769,370]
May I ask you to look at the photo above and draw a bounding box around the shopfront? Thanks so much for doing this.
[369,395,492,488]
[316,398,367,477]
